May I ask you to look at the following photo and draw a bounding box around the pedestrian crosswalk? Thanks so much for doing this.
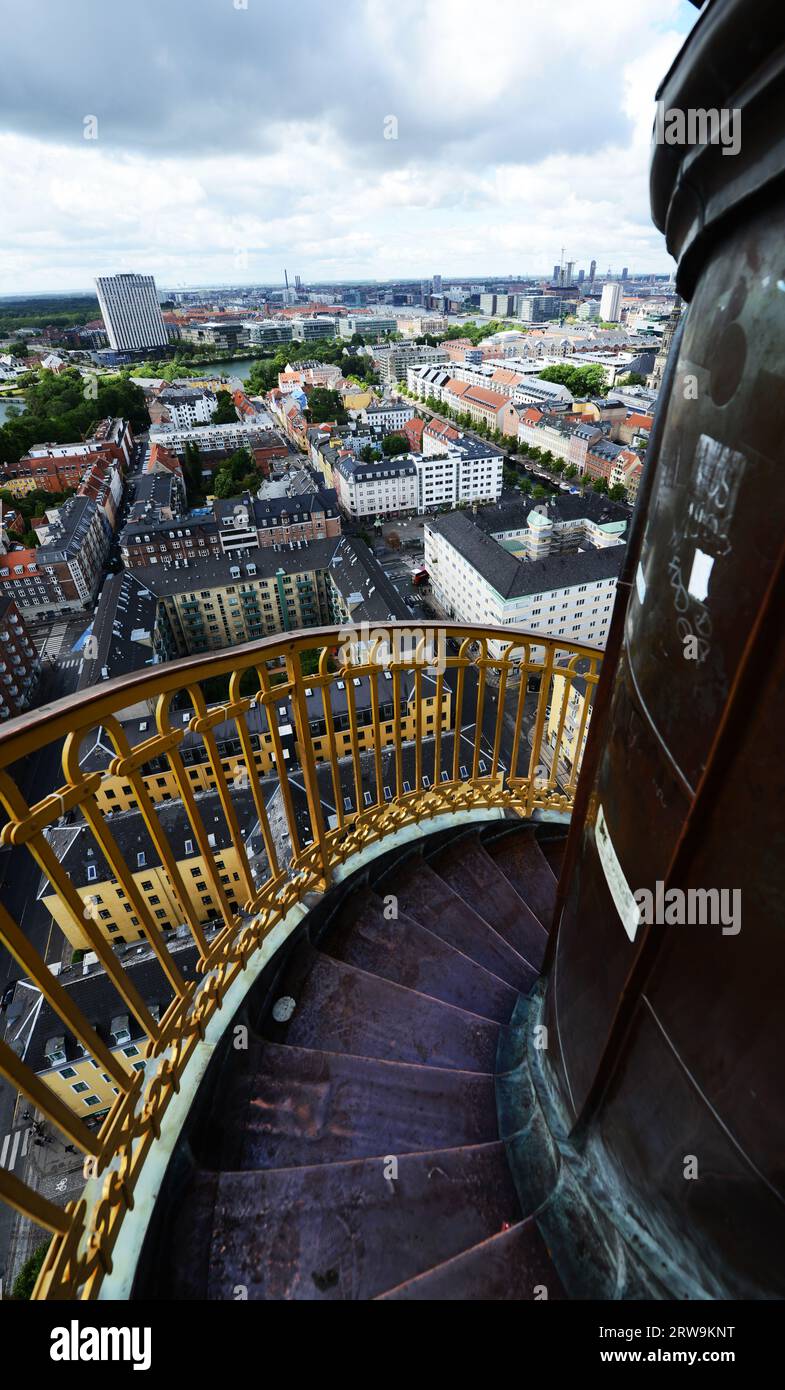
[0,1125,32,1172]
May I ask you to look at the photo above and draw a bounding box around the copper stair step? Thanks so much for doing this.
[485,828,559,930]
[169,1142,522,1300]
[320,887,518,1023]
[428,832,550,969]
[377,1218,565,1301]
[202,1042,501,1170]
[391,858,538,992]
[261,947,501,1073]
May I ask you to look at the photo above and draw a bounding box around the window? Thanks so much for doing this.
[87,864,97,882]
[60,1066,76,1079]
[72,1081,89,1093]
[122,1045,139,1058]
[137,853,146,868]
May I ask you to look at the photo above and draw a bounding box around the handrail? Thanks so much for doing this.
[0,622,602,1298]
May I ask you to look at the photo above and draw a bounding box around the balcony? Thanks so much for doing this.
[0,623,600,1299]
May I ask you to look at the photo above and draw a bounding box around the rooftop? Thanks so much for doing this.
[428,510,625,599]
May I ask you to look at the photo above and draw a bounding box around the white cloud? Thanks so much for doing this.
[0,0,697,292]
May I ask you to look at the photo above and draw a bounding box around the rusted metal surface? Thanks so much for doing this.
[427,832,552,969]
[321,886,519,1022]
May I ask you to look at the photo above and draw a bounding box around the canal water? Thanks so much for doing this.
[0,398,25,424]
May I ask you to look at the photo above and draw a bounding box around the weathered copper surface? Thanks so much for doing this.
[544,21,785,1296]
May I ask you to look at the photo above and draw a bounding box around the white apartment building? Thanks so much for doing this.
[416,441,503,513]
[342,315,398,339]
[95,273,169,352]
[511,379,573,407]
[517,412,577,463]
[157,388,217,428]
[406,365,453,401]
[333,455,418,520]
[363,403,415,433]
[373,343,449,383]
[600,282,623,323]
[332,440,502,520]
[149,420,271,452]
[425,510,624,653]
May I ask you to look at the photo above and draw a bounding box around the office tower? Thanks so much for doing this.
[95,273,169,352]
[432,275,442,294]
[621,266,629,280]
[600,281,623,322]
[589,258,597,286]
[577,268,585,284]
[564,261,575,286]
[553,263,561,284]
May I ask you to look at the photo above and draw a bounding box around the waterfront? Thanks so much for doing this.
[0,397,25,424]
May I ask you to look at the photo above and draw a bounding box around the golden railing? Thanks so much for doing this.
[0,623,601,1298]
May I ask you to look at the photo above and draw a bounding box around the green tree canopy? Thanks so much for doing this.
[538,363,608,397]
[0,368,148,466]
[381,433,409,457]
[306,387,347,424]
[211,446,264,499]
[211,389,238,424]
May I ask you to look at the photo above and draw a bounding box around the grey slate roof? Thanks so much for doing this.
[476,491,629,535]
[429,510,625,599]
[77,571,159,690]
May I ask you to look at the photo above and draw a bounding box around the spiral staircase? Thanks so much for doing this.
[138,821,568,1300]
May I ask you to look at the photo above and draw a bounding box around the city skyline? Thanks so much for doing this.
[0,0,699,294]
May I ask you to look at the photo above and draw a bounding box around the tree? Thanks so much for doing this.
[608,483,628,501]
[382,433,409,457]
[592,478,609,494]
[306,387,347,425]
[359,444,381,462]
[211,389,238,424]
[12,1241,49,1299]
[212,446,261,499]
[182,440,203,501]
[615,372,646,387]
[538,363,608,398]
[551,459,565,475]
[564,464,578,480]
[0,369,148,466]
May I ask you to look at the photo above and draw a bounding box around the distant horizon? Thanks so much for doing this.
[0,268,675,304]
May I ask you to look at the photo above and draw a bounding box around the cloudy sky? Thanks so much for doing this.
[0,0,700,295]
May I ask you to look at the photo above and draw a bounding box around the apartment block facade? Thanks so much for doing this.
[425,510,624,652]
